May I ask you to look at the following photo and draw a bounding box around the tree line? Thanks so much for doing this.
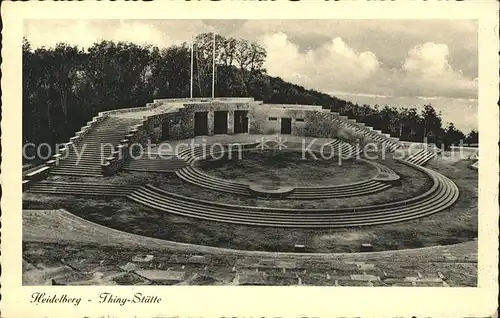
[22,33,478,161]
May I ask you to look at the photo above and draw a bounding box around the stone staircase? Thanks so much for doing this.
[50,117,142,177]
[315,111,401,152]
[405,149,437,166]
[123,155,187,173]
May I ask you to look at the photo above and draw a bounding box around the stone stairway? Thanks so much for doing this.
[406,149,437,166]
[123,155,187,173]
[316,111,401,152]
[50,117,142,177]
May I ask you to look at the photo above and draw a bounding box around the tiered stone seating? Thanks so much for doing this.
[50,117,142,176]
[25,181,138,197]
[177,163,394,199]
[289,160,398,199]
[288,180,390,199]
[405,149,436,166]
[175,144,397,199]
[128,159,459,228]
[176,166,250,196]
[315,111,401,152]
[124,155,187,173]
[175,144,257,196]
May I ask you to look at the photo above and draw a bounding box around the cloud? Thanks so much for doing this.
[402,42,452,77]
[260,32,304,80]
[261,33,380,89]
[24,20,99,49]
[237,20,478,79]
[324,37,380,78]
[24,20,180,49]
[111,20,175,47]
[259,33,476,100]
[389,42,477,99]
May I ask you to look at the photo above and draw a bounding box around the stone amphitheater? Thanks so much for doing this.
[22,97,478,286]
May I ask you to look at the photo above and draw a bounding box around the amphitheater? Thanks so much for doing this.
[22,97,478,286]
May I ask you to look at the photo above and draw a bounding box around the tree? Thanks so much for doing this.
[465,129,479,145]
[398,107,421,141]
[421,104,444,145]
[443,122,466,148]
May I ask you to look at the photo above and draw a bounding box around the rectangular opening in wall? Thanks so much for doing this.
[296,118,304,122]
[234,110,249,134]
[281,118,292,134]
[194,111,209,136]
[268,117,278,121]
[161,119,169,140]
[214,111,228,135]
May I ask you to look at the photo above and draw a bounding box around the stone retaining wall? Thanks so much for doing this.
[101,112,180,175]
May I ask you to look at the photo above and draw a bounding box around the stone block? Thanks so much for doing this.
[236,272,268,285]
[187,255,211,265]
[136,270,185,282]
[46,160,57,167]
[119,262,137,272]
[337,280,371,287]
[168,254,190,264]
[22,180,30,191]
[350,274,379,281]
[360,244,373,252]
[132,255,154,263]
[356,263,376,271]
[265,275,299,286]
[294,244,306,252]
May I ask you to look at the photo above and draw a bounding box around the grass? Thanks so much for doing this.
[24,152,477,253]
[197,149,377,187]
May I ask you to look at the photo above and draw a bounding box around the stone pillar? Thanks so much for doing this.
[227,110,235,134]
[208,111,214,136]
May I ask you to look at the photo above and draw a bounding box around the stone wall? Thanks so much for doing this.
[101,113,177,175]
[165,102,259,139]
[169,108,195,140]
[139,102,371,142]
[250,107,312,135]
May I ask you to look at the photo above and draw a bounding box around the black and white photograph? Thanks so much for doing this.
[20,18,481,287]
[2,1,498,317]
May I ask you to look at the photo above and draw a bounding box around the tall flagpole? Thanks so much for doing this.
[212,31,215,99]
[190,36,194,98]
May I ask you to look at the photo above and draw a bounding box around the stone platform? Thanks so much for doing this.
[249,184,295,199]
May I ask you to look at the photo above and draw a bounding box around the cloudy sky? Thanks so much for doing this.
[24,19,478,131]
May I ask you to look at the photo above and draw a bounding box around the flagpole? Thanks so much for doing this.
[212,31,215,99]
[190,36,194,98]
